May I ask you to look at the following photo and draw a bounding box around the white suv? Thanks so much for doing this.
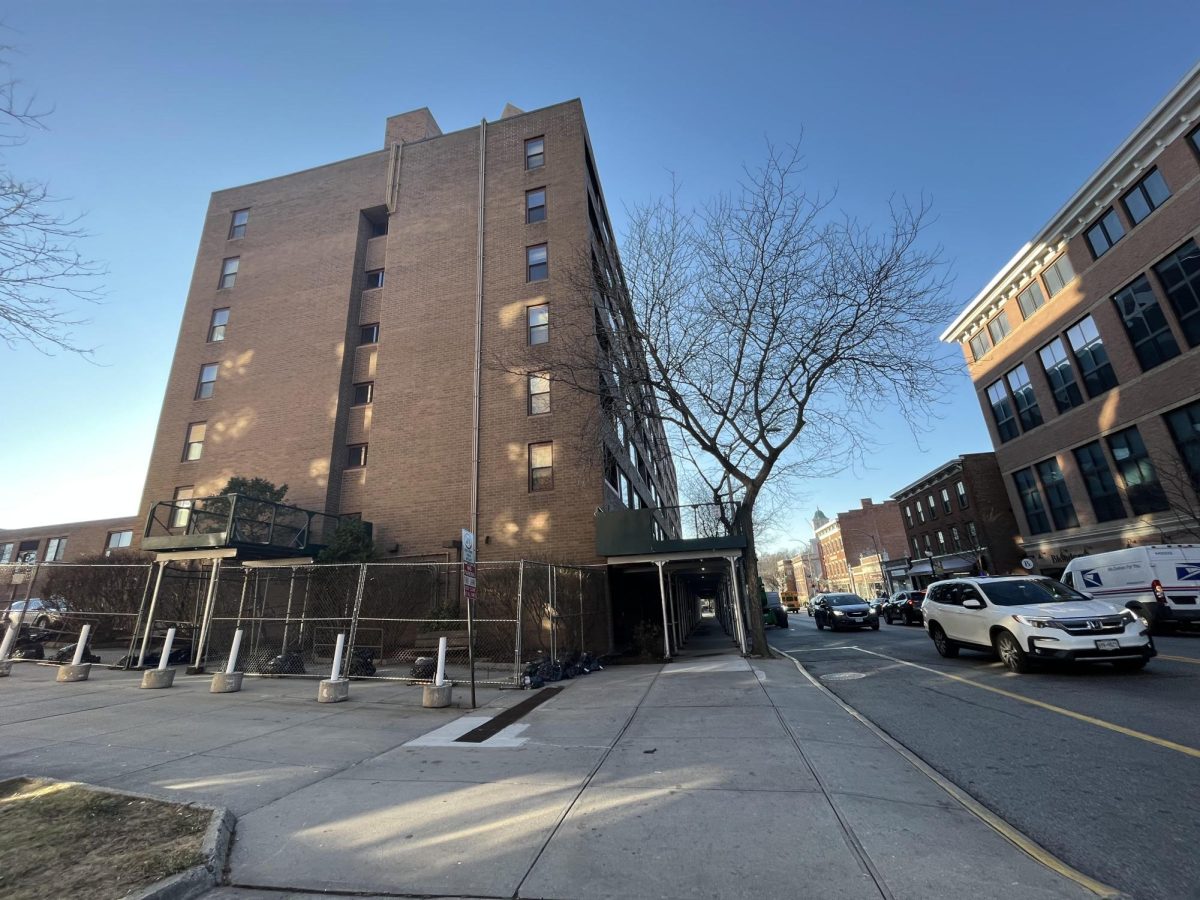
[922,576,1155,674]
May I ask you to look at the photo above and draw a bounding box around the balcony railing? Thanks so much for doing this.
[595,502,746,557]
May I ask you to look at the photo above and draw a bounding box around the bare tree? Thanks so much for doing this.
[0,48,103,355]
[1156,458,1200,541]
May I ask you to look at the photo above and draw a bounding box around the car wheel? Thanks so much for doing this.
[994,630,1031,674]
[1113,658,1148,672]
[870,621,880,631]
[815,617,824,631]
[884,611,892,624]
[930,624,959,658]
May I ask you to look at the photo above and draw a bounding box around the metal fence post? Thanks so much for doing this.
[123,563,158,669]
[136,561,167,668]
[343,563,369,679]
[193,557,224,671]
[514,560,525,683]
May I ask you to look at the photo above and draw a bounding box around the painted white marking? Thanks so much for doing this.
[661,659,752,674]
[403,715,530,748]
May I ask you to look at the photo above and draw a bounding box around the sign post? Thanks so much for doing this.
[462,528,477,709]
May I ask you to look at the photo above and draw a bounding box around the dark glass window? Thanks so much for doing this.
[969,332,989,361]
[1086,208,1125,258]
[951,526,962,550]
[183,421,206,461]
[1191,126,1200,157]
[529,442,553,491]
[1153,240,1200,347]
[1065,316,1118,397]
[347,444,368,468]
[1121,168,1170,226]
[1043,255,1075,297]
[912,536,921,556]
[172,486,194,529]
[1035,458,1078,529]
[1038,338,1083,413]
[525,136,544,170]
[987,380,1018,442]
[927,494,937,519]
[1107,426,1168,515]
[528,372,550,414]
[527,304,549,345]
[937,531,947,553]
[941,488,951,514]
[956,480,968,508]
[527,244,548,281]
[916,498,926,523]
[904,505,913,526]
[1006,364,1042,431]
[352,382,373,405]
[1018,281,1047,318]
[359,323,379,345]
[1073,441,1125,522]
[195,363,218,400]
[229,209,249,240]
[987,311,1012,345]
[219,257,239,289]
[1014,468,1050,535]
[526,188,546,224]
[208,308,230,343]
[1164,400,1200,490]
[1112,275,1179,370]
[364,269,384,290]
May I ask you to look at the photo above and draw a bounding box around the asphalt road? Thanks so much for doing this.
[770,611,1200,900]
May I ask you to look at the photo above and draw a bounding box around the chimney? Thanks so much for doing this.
[384,108,442,147]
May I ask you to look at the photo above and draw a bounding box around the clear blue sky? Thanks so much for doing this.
[2,1,1198,548]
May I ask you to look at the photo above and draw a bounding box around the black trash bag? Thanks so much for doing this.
[53,643,101,664]
[12,641,44,660]
[261,650,306,676]
[347,646,375,677]
[410,656,436,679]
[118,639,193,669]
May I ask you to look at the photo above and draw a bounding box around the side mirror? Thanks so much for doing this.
[962,598,984,610]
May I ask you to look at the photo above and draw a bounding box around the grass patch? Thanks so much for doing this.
[0,777,210,900]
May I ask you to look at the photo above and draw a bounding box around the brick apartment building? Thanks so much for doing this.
[814,499,907,595]
[941,64,1200,577]
[890,453,1023,588]
[791,539,823,605]
[0,516,142,605]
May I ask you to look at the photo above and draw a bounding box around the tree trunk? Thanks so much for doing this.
[736,504,770,657]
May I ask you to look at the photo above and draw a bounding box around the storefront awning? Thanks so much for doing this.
[907,560,932,576]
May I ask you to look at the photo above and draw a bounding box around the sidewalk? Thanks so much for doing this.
[0,624,1095,899]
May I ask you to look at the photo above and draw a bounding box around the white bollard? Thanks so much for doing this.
[141,627,177,689]
[57,623,94,682]
[318,633,349,703]
[329,633,346,680]
[226,629,243,675]
[211,628,245,693]
[158,628,176,671]
[423,634,453,708]
[435,635,448,687]
[71,624,92,666]
[0,625,17,660]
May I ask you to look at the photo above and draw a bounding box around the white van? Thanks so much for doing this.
[1061,545,1200,629]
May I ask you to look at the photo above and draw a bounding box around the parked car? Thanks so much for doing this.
[922,576,1155,674]
[812,593,879,631]
[2,597,69,630]
[1061,545,1200,632]
[806,596,820,616]
[763,591,788,628]
[883,590,926,625]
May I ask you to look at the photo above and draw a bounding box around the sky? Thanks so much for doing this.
[1,1,1198,549]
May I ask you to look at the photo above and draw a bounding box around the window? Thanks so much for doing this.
[527,304,549,345]
[912,537,921,556]
[529,441,553,491]
[172,486,194,529]
[526,188,546,224]
[525,136,544,170]
[937,531,947,554]
[528,372,550,414]
[208,308,229,343]
[0,542,12,563]
[1035,458,1079,530]
[44,538,67,562]
[228,209,249,240]
[370,220,388,237]
[1164,400,1200,490]
[967,521,979,546]
[987,311,1012,345]
[923,534,932,553]
[352,382,373,405]
[969,331,989,361]
[986,380,1018,442]
[941,488,951,514]
[956,480,968,508]
[1065,316,1118,397]
[1017,281,1047,319]
[360,323,379,345]
[1153,240,1200,347]
[1192,126,1200,157]
[347,444,368,468]
[364,269,384,290]
[916,498,926,523]
[219,257,239,289]
[106,530,133,550]
[183,421,206,461]
[1014,468,1050,535]
[1121,168,1170,226]
[1086,208,1125,259]
[195,363,218,400]
[527,244,548,281]
[1038,338,1083,413]
[16,540,38,564]
[1043,254,1075,297]
[1073,441,1125,522]
[1112,275,1179,371]
[904,505,913,526]
[950,526,962,550]
[1107,426,1169,515]
[1006,364,1043,431]
[927,494,938,519]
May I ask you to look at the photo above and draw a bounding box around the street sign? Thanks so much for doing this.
[462,528,477,600]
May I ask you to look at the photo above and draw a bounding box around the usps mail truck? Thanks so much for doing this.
[1061,545,1200,629]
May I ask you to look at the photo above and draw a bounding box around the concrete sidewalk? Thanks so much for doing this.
[0,625,1095,899]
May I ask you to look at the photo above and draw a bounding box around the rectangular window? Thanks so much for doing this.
[969,331,990,361]
[1122,168,1170,226]
[912,537,921,556]
[364,269,384,290]
[1066,316,1118,398]
[1038,338,1083,413]
[352,382,373,405]
[1153,239,1200,347]
[16,540,38,564]
[987,311,1012,345]
[1035,458,1079,530]
[172,486,193,529]
[956,480,968,508]
[529,441,553,491]
[527,304,549,345]
[1017,281,1047,319]
[183,421,206,461]
[195,363,218,400]
[967,521,979,546]
[219,257,239,289]
[526,188,546,224]
[1192,126,1200,157]
[1043,254,1075,297]
[527,244,548,281]
[106,530,133,550]
[923,534,932,552]
[951,526,962,551]
[941,488,951,514]
[525,136,544,170]
[937,531,947,554]
[1006,364,1043,431]
[44,537,67,562]
[228,209,249,240]
[1073,441,1126,522]
[346,444,368,468]
[1086,208,1125,258]
[0,542,13,564]
[1014,468,1051,535]
[1107,426,1169,515]
[359,323,379,345]
[1112,275,1179,371]
[986,380,1019,442]
[916,498,926,523]
[208,308,229,343]
[1164,400,1200,490]
[528,372,550,414]
[904,505,913,526]
[927,494,938,519]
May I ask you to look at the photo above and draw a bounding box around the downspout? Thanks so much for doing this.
[471,119,487,545]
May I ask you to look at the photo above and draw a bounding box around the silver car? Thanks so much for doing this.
[3,597,69,630]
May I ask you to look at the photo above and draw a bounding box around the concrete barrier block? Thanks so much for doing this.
[56,663,92,683]
[318,678,349,703]
[141,668,177,689]
[423,683,453,708]
[210,671,244,693]
[0,660,11,677]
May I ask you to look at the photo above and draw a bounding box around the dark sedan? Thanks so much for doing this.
[812,593,879,631]
[882,590,925,625]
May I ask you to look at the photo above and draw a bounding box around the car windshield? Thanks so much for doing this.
[827,595,865,606]
[978,578,1091,607]
[910,592,925,602]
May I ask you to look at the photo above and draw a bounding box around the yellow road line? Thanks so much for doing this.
[1159,654,1200,665]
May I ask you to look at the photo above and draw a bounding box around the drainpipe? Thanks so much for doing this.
[470,119,487,546]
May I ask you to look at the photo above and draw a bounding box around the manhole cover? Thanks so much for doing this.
[820,672,867,681]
